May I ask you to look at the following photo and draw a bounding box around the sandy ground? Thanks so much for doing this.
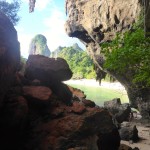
[64,79,127,102]
[64,79,125,90]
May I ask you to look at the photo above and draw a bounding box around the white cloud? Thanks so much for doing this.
[5,0,15,2]
[42,8,85,51]
[20,0,28,3]
[22,0,28,2]
[36,0,53,11]
[15,0,85,58]
[16,26,33,58]
[18,34,32,58]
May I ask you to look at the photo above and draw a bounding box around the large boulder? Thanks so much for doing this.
[119,125,139,142]
[25,101,120,150]
[23,86,52,101]
[0,12,20,107]
[104,98,131,124]
[25,55,72,82]
[119,144,139,150]
[23,86,53,109]
[24,55,73,104]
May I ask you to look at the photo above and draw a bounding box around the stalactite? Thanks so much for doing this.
[29,0,36,13]
[65,0,68,15]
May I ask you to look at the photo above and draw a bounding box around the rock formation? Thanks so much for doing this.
[65,0,150,118]
[0,55,122,149]
[104,98,131,126]
[119,144,139,150]
[119,125,139,142]
[0,11,141,149]
[25,55,73,105]
[29,34,51,57]
[0,12,20,108]
[25,55,73,82]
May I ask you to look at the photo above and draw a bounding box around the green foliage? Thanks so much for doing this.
[0,0,20,26]
[101,25,150,86]
[57,45,96,79]
[29,34,51,57]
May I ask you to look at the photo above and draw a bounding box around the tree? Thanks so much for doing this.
[55,44,96,79]
[0,0,20,26]
[101,21,150,109]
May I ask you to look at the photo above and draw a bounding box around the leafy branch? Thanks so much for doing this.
[101,24,150,87]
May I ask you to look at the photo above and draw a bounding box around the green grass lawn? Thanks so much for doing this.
[68,84,129,106]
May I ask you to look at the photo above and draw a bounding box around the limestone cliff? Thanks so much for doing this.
[65,0,142,60]
[29,34,51,57]
[65,0,150,118]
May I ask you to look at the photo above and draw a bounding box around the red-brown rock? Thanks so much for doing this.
[23,86,52,101]
[82,99,96,108]
[71,101,86,114]
[0,96,28,149]
[0,12,20,107]
[26,106,119,150]
[24,55,73,105]
[68,85,86,99]
[0,96,28,127]
[23,86,53,110]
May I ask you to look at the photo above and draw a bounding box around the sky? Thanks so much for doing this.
[7,0,85,58]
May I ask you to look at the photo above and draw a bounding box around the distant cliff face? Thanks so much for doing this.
[29,34,51,57]
[65,0,142,65]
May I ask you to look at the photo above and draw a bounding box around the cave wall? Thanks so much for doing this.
[0,12,20,108]
[65,0,142,67]
[65,0,150,117]
[65,0,142,92]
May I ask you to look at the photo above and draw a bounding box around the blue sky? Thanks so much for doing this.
[8,0,85,58]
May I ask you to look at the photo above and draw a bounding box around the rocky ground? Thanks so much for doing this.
[65,79,150,150]
[1,10,150,150]
[121,119,150,150]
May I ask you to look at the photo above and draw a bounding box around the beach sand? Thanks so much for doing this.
[64,79,125,90]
